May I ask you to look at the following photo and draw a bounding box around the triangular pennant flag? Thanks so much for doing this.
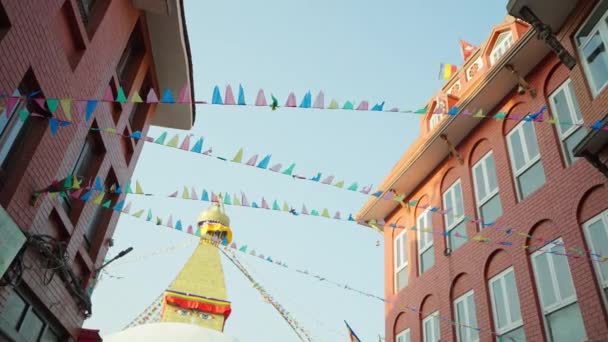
[270,94,278,110]
[356,101,369,110]
[245,154,258,166]
[191,187,198,200]
[116,87,128,103]
[154,132,168,145]
[102,200,112,208]
[33,98,46,111]
[146,210,153,221]
[156,217,162,225]
[166,215,174,228]
[130,131,142,140]
[269,163,282,172]
[342,101,354,110]
[371,101,385,111]
[261,197,269,209]
[212,86,223,104]
[232,148,244,163]
[348,214,355,221]
[321,209,330,218]
[135,181,144,194]
[122,202,131,214]
[299,91,312,108]
[6,97,19,115]
[166,134,179,148]
[224,85,236,105]
[328,99,339,109]
[124,181,132,194]
[371,191,382,197]
[178,83,191,103]
[333,211,341,219]
[49,118,59,137]
[313,91,325,109]
[233,194,241,206]
[311,210,319,216]
[80,189,94,202]
[133,209,144,218]
[282,163,295,176]
[347,182,358,191]
[272,200,280,211]
[187,225,193,234]
[202,190,209,202]
[321,175,335,184]
[59,99,72,120]
[175,220,183,230]
[63,176,73,188]
[473,109,485,118]
[70,188,83,199]
[161,89,175,103]
[130,91,143,103]
[94,176,103,191]
[179,135,191,150]
[146,89,159,103]
[310,173,322,182]
[414,106,428,114]
[102,86,114,102]
[334,181,344,188]
[224,193,232,205]
[190,138,204,153]
[182,186,190,199]
[301,205,309,215]
[285,92,297,107]
[257,155,271,169]
[113,201,125,212]
[93,193,105,205]
[448,106,459,115]
[211,192,219,202]
[360,185,372,194]
[237,84,246,105]
[85,100,98,121]
[241,192,250,206]
[255,89,267,106]
[282,202,290,212]
[239,245,248,252]
[252,202,259,208]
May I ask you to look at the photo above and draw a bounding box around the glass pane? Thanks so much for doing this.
[500,326,526,342]
[449,222,468,251]
[550,246,576,300]
[444,191,454,228]
[402,237,408,263]
[481,194,502,225]
[508,131,526,171]
[534,253,558,309]
[551,88,573,136]
[433,315,441,341]
[0,110,26,165]
[2,292,27,329]
[457,301,467,342]
[454,183,464,217]
[587,219,608,283]
[467,295,479,341]
[518,161,545,199]
[564,127,587,164]
[474,164,487,201]
[567,81,583,122]
[505,271,522,323]
[547,303,586,342]
[395,237,402,268]
[425,212,434,246]
[492,280,508,329]
[424,319,432,342]
[41,328,60,342]
[522,122,540,159]
[19,311,44,342]
[486,155,498,192]
[583,31,608,92]
[421,247,435,273]
[397,267,408,290]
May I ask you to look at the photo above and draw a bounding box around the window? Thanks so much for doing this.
[128,73,152,135]
[531,239,586,342]
[490,31,514,65]
[454,291,479,342]
[422,311,440,342]
[506,120,545,200]
[0,290,64,342]
[0,1,11,43]
[417,209,434,274]
[83,169,117,253]
[396,329,411,342]
[117,21,145,93]
[76,0,110,37]
[583,210,608,304]
[76,0,97,25]
[575,0,608,96]
[443,180,466,251]
[472,152,502,226]
[548,79,586,165]
[394,229,408,292]
[489,267,525,341]
[429,114,443,131]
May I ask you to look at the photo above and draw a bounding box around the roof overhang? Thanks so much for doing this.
[507,0,579,32]
[132,0,195,130]
[358,30,549,225]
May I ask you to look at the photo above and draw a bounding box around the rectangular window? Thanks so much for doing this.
[443,180,466,251]
[422,311,440,342]
[548,79,587,165]
[454,291,479,342]
[396,328,411,342]
[117,21,145,93]
[576,0,608,96]
[583,210,608,304]
[506,120,545,200]
[489,267,525,341]
[531,239,586,342]
[417,209,434,274]
[394,229,408,292]
[83,169,117,252]
[429,114,443,131]
[472,152,502,226]
[490,31,514,65]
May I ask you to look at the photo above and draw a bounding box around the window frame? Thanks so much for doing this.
[582,209,608,305]
[396,328,411,342]
[548,79,586,165]
[490,31,514,65]
[442,179,466,249]
[506,120,543,200]
[417,208,434,274]
[454,290,479,342]
[472,151,502,226]
[429,114,443,131]
[575,0,608,97]
[394,228,408,292]
[489,267,524,336]
[0,98,26,167]
[422,311,440,342]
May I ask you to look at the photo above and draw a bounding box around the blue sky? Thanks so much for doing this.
[84,0,506,340]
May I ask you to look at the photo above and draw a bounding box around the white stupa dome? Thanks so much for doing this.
[104,322,239,342]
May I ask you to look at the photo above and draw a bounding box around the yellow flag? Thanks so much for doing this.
[166,135,179,148]
[133,209,144,218]
[131,91,143,103]
[60,99,72,120]
[232,148,244,163]
[334,180,344,188]
[72,176,81,189]
[135,181,144,194]
[328,99,339,109]
[182,186,190,199]
[93,193,105,205]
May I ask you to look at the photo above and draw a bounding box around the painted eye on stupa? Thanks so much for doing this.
[177,309,189,316]
[199,313,212,320]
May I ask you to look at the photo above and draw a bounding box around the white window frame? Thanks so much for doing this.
[575,1,608,97]
[490,31,514,65]
[548,79,586,165]
[0,98,26,166]
[396,328,411,342]
[417,209,434,274]
[422,311,440,342]
[442,179,466,249]
[454,290,479,342]
[489,267,524,337]
[506,120,543,200]
[429,114,443,131]
[472,152,501,226]
[394,229,408,292]
[582,210,608,305]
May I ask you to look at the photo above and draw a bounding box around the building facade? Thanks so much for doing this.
[358,0,608,341]
[0,0,194,341]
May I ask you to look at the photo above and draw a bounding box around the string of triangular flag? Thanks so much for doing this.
[36,175,608,263]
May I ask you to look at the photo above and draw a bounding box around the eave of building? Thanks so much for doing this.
[507,0,580,33]
[357,28,550,226]
[133,0,196,130]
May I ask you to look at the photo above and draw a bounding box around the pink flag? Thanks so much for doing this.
[269,163,282,172]
[301,205,309,215]
[146,89,159,103]
[203,147,212,155]
[383,192,394,200]
[333,211,341,220]
[166,215,174,228]
[241,192,250,207]
[191,187,198,200]
[360,185,372,194]
[71,188,83,199]
[284,92,297,107]
[34,98,46,110]
[103,86,114,102]
[179,135,191,150]
[230,242,237,249]
[356,101,369,110]
[261,197,269,209]
[211,192,218,202]
[224,85,236,105]
[187,225,193,234]
[255,89,267,106]
[178,83,191,103]
[122,202,132,214]
[245,154,258,166]
[168,191,178,197]
[76,100,87,121]
[313,91,325,109]
[321,175,335,184]
[6,97,19,116]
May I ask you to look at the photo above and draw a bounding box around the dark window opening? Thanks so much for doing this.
[76,0,110,38]
[83,168,118,256]
[47,210,70,242]
[127,73,152,135]
[116,20,145,94]
[0,1,11,43]
[56,0,85,70]
[120,128,134,166]
[109,79,122,124]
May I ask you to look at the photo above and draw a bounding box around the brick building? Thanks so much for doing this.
[0,0,194,341]
[358,0,608,341]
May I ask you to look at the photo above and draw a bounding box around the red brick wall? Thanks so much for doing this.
[0,0,158,339]
[385,1,608,341]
